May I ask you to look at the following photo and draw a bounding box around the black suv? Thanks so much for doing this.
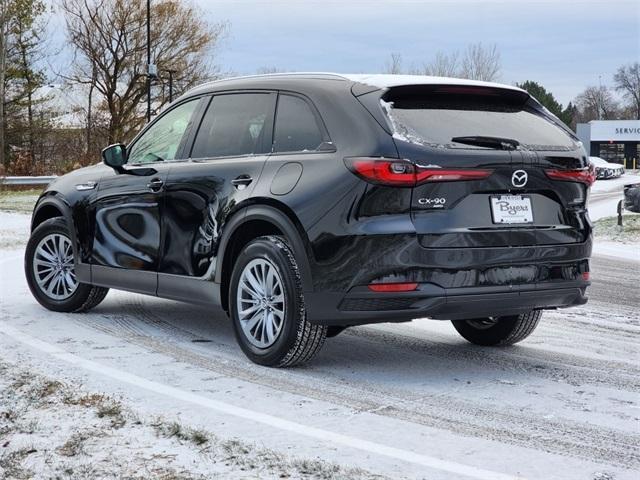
[25,74,594,366]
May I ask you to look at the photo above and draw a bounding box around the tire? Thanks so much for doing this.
[25,217,109,313]
[229,235,327,367]
[451,310,542,346]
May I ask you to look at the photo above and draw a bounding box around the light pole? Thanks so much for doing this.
[146,0,157,122]
[598,75,603,120]
[162,69,177,103]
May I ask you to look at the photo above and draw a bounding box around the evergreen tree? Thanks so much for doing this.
[517,80,572,126]
[0,0,47,170]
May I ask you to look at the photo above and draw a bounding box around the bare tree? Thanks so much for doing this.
[382,43,501,81]
[255,66,285,75]
[86,63,97,153]
[60,0,227,144]
[0,0,9,167]
[575,85,620,121]
[460,43,501,82]
[421,51,460,77]
[383,52,403,74]
[613,62,640,120]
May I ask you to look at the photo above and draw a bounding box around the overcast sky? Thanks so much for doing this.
[48,0,639,105]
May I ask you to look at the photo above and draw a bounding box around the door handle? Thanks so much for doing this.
[147,177,164,192]
[231,175,253,190]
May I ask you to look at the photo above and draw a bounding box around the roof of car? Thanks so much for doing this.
[589,156,622,166]
[340,74,526,93]
[182,72,527,98]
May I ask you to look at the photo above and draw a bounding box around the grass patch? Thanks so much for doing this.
[38,380,64,398]
[0,447,36,479]
[96,401,122,419]
[0,188,41,213]
[154,421,209,447]
[57,431,92,457]
[63,392,108,408]
[0,360,385,480]
[189,429,209,446]
[593,214,640,243]
[96,399,126,428]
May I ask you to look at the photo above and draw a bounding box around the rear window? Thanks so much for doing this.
[382,86,576,151]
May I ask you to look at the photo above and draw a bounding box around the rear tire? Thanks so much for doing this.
[452,310,542,346]
[25,217,109,313]
[229,235,327,367]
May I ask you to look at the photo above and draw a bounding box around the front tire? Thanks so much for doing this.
[452,310,542,346]
[229,235,327,367]
[25,218,109,313]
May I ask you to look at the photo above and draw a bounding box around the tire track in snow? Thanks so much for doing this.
[348,326,640,391]
[75,301,640,470]
[104,292,640,392]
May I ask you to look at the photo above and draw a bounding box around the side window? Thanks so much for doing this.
[127,100,198,164]
[273,94,324,153]
[191,93,273,159]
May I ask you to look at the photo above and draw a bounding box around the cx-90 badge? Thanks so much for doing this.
[418,197,446,207]
[512,170,528,188]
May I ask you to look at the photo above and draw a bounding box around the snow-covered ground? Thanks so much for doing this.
[1,192,639,479]
[592,240,640,263]
[1,359,371,480]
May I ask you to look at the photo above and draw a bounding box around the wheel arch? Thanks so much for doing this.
[31,194,70,231]
[31,194,79,256]
[217,199,314,312]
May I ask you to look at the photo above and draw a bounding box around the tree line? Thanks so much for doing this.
[383,46,640,130]
[0,1,639,176]
[1,0,226,175]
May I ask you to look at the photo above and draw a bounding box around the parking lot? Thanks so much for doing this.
[0,182,638,479]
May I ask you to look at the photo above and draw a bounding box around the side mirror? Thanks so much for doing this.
[102,144,126,172]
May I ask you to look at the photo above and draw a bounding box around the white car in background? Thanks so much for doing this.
[588,156,625,180]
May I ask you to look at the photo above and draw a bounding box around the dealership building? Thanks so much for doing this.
[576,120,640,168]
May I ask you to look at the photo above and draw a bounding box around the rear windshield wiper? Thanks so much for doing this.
[451,136,520,150]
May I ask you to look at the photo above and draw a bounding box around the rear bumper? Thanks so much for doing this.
[305,282,589,326]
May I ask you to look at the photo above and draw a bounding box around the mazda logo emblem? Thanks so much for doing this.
[512,170,528,188]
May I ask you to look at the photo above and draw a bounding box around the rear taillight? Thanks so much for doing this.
[346,158,416,186]
[545,164,596,187]
[345,158,493,187]
[368,282,418,292]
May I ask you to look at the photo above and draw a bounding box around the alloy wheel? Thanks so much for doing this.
[32,233,78,300]
[236,258,286,348]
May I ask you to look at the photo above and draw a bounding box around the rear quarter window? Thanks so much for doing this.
[273,94,324,153]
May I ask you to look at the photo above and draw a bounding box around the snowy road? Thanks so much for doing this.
[588,173,639,222]
[1,204,639,479]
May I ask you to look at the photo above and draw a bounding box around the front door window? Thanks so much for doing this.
[127,100,198,164]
